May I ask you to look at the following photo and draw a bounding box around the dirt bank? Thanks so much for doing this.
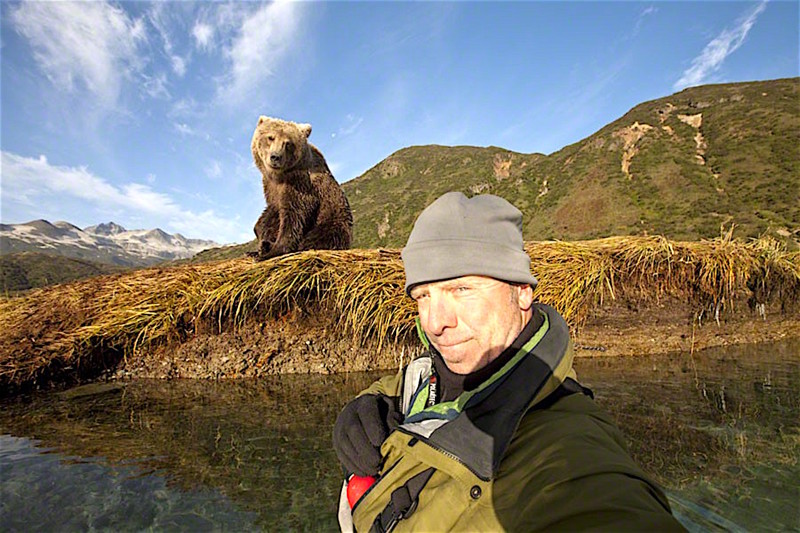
[111,299,800,381]
[574,300,800,356]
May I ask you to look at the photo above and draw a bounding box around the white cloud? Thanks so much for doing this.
[192,22,214,51]
[217,1,306,104]
[171,55,187,77]
[147,3,189,78]
[332,114,364,138]
[632,5,658,37]
[206,160,223,180]
[1,151,241,243]
[169,97,200,119]
[9,1,147,108]
[142,73,170,99]
[674,1,767,91]
[173,122,211,142]
[174,122,197,136]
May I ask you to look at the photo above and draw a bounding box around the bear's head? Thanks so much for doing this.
[252,116,312,172]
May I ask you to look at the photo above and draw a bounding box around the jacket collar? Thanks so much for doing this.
[402,303,573,480]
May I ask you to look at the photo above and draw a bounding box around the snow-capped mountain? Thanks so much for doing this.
[84,222,127,236]
[0,220,219,267]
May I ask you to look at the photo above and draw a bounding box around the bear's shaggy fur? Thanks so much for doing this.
[250,116,353,261]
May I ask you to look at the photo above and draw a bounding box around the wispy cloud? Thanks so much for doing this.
[174,122,196,136]
[331,114,364,138]
[9,1,147,108]
[173,122,211,142]
[674,1,767,91]
[1,151,241,243]
[147,3,190,78]
[142,73,170,99]
[216,1,307,105]
[169,97,201,120]
[206,160,223,180]
[632,5,658,38]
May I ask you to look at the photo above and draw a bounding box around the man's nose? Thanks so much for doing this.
[426,293,456,335]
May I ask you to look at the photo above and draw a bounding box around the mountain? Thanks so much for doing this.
[342,78,800,248]
[84,222,126,236]
[0,220,219,267]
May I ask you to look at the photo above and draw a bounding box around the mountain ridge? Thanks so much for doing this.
[0,220,219,268]
[343,78,799,249]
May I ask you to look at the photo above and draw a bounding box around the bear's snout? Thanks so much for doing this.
[269,152,284,168]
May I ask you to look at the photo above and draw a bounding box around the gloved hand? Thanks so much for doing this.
[332,394,403,477]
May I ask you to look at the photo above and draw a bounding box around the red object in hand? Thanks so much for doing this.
[347,475,377,508]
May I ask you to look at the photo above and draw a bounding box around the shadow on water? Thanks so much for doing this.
[576,338,800,531]
[1,339,798,531]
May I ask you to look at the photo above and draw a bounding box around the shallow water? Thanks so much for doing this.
[1,339,798,531]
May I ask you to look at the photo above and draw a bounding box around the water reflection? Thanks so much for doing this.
[0,374,380,531]
[0,340,798,531]
[575,339,800,531]
[0,435,258,531]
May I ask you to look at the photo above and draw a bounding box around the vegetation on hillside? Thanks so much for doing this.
[344,78,799,248]
[1,235,797,396]
[183,241,257,263]
[0,252,127,294]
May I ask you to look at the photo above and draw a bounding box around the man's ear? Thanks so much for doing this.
[517,284,534,311]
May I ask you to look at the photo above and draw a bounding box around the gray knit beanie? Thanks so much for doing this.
[401,192,538,294]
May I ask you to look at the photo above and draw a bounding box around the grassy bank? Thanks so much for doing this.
[1,235,798,396]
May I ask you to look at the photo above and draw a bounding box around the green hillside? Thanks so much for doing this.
[0,252,127,293]
[343,78,799,248]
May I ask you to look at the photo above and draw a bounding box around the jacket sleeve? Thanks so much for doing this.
[357,367,405,399]
[493,393,685,531]
[337,368,407,533]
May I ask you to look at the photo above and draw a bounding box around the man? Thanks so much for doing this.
[333,192,684,531]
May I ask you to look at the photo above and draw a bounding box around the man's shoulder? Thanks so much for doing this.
[496,393,681,531]
[527,390,611,427]
[502,393,632,476]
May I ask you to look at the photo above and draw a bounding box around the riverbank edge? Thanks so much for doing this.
[109,300,800,382]
[3,237,798,396]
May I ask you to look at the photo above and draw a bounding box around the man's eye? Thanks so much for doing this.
[413,293,429,301]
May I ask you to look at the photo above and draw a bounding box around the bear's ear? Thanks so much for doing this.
[298,123,312,138]
[258,116,268,125]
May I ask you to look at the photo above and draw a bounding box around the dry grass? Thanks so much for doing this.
[1,236,798,394]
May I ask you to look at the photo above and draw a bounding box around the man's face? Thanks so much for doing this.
[410,275,534,374]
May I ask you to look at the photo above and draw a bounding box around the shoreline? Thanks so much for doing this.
[110,301,800,382]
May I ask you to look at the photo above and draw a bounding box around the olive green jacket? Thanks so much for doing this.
[339,304,684,532]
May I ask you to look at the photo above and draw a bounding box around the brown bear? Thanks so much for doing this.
[250,116,353,261]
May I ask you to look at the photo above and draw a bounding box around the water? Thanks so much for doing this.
[577,340,800,532]
[1,340,798,531]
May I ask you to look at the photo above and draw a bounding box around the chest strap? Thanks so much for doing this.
[369,467,435,533]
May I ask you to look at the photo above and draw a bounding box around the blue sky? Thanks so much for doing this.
[1,1,797,244]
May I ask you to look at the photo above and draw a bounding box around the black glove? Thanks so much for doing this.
[332,394,403,477]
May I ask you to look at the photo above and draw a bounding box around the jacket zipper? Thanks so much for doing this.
[397,428,491,482]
